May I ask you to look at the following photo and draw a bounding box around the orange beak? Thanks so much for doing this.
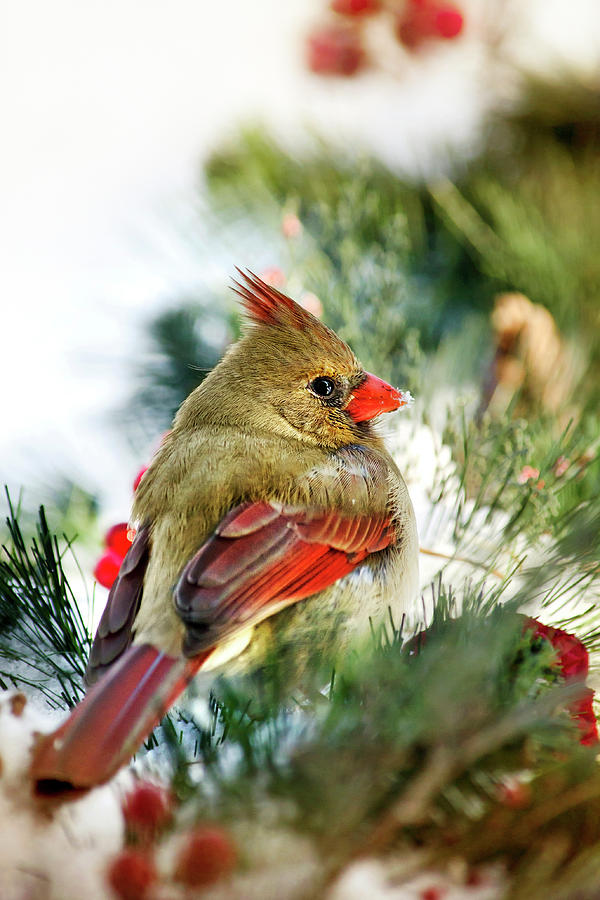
[346,372,412,423]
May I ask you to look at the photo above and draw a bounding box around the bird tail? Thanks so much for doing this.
[30,643,211,798]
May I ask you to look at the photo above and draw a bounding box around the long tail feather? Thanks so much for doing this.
[30,644,211,797]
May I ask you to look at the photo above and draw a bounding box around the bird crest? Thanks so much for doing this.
[232,269,315,332]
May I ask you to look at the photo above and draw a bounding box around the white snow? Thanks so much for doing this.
[0,690,126,900]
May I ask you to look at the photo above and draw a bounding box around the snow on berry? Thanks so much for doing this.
[329,858,506,898]
[106,522,135,558]
[496,775,532,809]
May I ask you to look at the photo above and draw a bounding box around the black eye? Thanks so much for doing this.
[309,376,335,398]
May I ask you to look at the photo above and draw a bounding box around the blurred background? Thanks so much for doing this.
[2,0,600,546]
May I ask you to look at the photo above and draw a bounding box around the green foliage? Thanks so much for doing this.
[129,128,600,448]
[0,479,101,550]
[0,490,91,708]
[431,146,600,330]
[1,484,598,897]
[3,99,599,895]
[435,408,600,647]
[205,130,428,257]
[205,130,497,388]
[161,586,593,890]
[445,411,600,547]
[429,142,600,413]
[122,301,231,443]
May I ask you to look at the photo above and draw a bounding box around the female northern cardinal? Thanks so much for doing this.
[31,270,418,795]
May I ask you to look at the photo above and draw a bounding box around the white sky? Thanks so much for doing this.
[1,0,599,521]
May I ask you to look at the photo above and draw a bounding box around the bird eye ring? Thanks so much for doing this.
[309,376,335,398]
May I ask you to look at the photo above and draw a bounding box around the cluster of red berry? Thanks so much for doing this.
[107,781,237,900]
[94,465,148,590]
[307,0,465,77]
[408,614,598,749]
[523,616,598,746]
[492,619,598,815]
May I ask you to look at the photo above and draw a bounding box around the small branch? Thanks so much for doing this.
[329,691,570,879]
[420,546,505,581]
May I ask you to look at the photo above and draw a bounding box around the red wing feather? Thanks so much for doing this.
[175,501,395,656]
[30,500,393,793]
[31,644,212,795]
[86,525,150,686]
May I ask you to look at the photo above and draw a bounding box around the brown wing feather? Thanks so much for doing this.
[85,526,150,686]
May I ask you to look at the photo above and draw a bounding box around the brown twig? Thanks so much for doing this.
[419,546,505,581]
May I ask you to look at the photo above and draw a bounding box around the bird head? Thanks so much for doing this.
[177,271,411,450]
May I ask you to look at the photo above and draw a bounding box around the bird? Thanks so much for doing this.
[30,270,418,797]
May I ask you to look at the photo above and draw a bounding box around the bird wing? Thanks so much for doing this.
[86,445,396,679]
[32,503,393,796]
[85,525,150,685]
[175,500,395,656]
[85,504,393,681]
[32,448,398,794]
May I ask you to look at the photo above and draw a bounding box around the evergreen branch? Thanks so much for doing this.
[354,687,575,860]
[0,489,91,708]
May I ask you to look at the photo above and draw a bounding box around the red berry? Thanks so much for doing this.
[523,618,598,747]
[307,25,365,76]
[396,1,463,48]
[133,466,149,492]
[420,887,446,900]
[281,213,302,239]
[434,5,463,37]
[107,849,156,900]
[552,631,588,680]
[122,782,173,842]
[554,456,570,477]
[94,549,123,589]
[466,868,485,887]
[395,17,423,49]
[105,522,134,558]
[331,0,380,15]
[174,826,237,888]
[523,618,589,679]
[395,6,435,49]
[497,777,532,809]
[572,688,599,745]
[259,266,286,289]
